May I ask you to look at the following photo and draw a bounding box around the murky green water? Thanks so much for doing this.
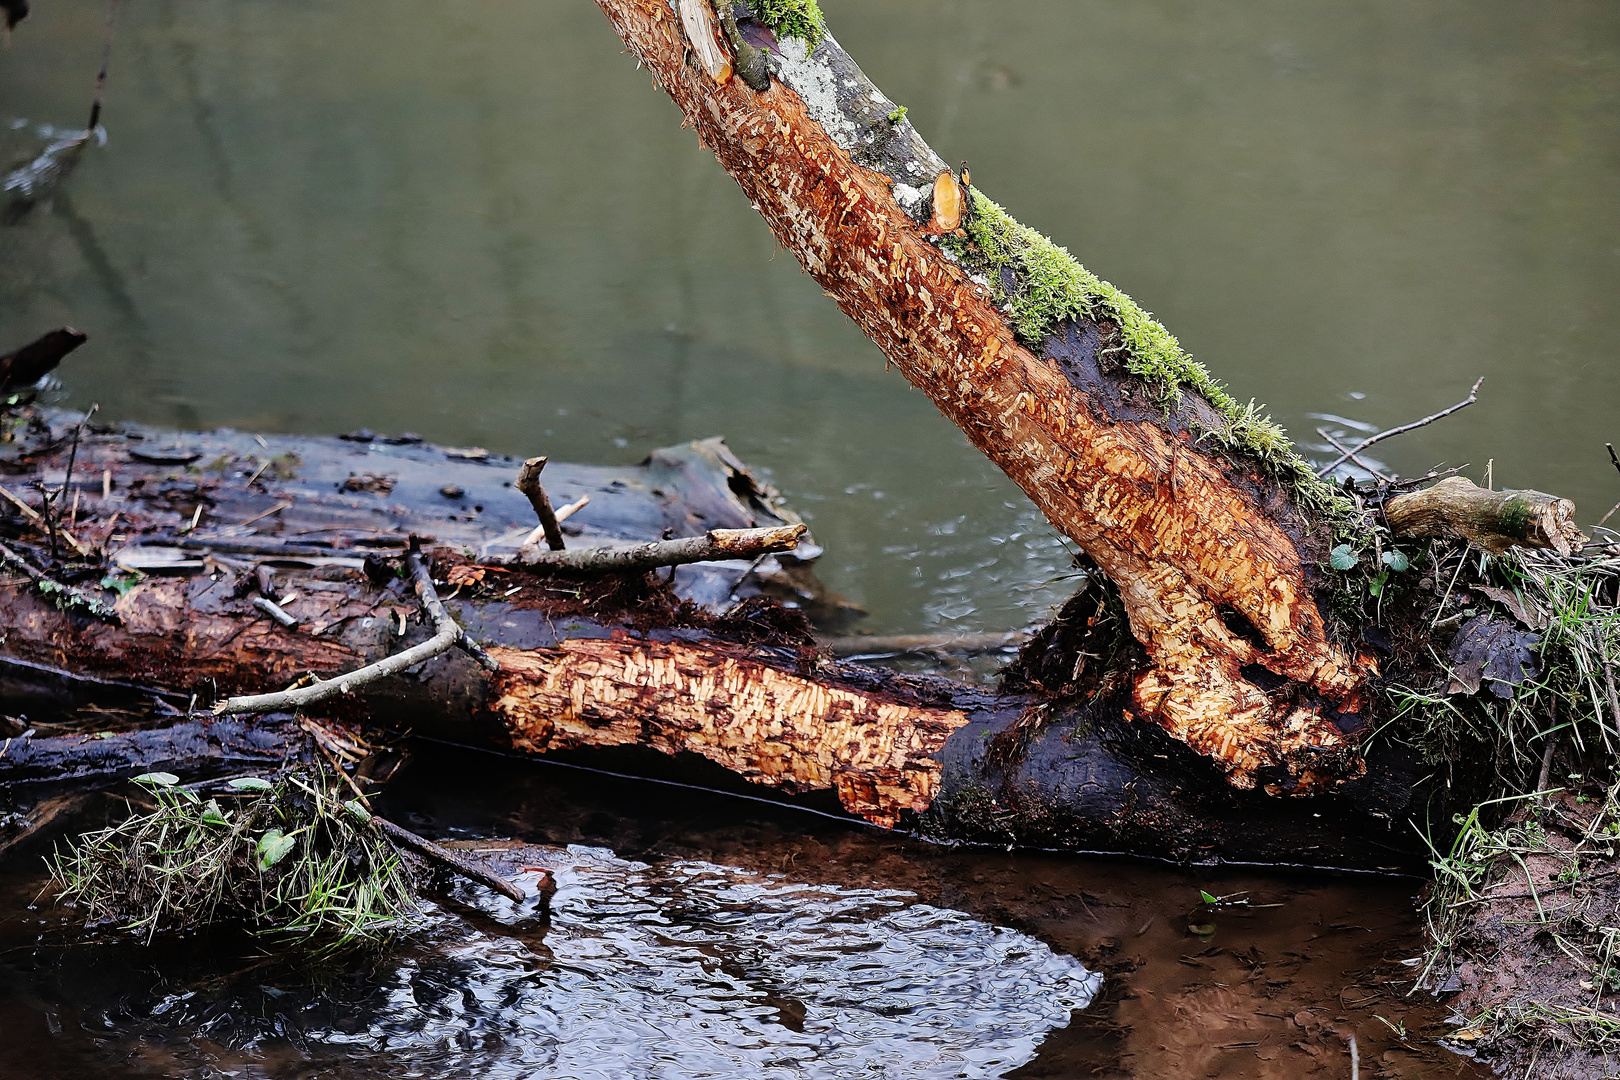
[3,0,1617,635]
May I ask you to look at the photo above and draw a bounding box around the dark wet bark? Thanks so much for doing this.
[0,413,1436,871]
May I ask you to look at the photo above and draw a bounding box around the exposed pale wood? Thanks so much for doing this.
[488,639,969,827]
[1387,477,1587,556]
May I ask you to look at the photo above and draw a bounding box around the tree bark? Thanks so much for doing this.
[592,0,1368,794]
[0,416,1432,870]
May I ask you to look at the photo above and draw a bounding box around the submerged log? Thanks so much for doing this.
[0,415,1431,871]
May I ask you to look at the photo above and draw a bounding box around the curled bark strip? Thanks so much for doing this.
[373,816,524,903]
[508,523,805,573]
[0,327,87,392]
[1387,477,1587,556]
[592,0,1366,792]
[677,0,731,84]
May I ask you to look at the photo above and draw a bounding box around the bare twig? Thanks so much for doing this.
[86,0,120,131]
[217,550,495,715]
[0,483,91,557]
[373,817,525,903]
[236,500,291,528]
[0,539,119,622]
[1315,377,1484,478]
[294,722,522,901]
[1315,427,1392,483]
[505,524,805,573]
[514,457,566,551]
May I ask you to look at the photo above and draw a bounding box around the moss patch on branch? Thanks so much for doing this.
[746,0,825,47]
[942,189,1344,514]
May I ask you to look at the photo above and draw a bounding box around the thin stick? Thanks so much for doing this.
[0,484,91,557]
[244,459,273,488]
[251,595,298,629]
[302,727,525,904]
[236,500,291,528]
[1315,377,1484,478]
[504,523,806,573]
[58,404,97,532]
[1315,427,1392,483]
[86,0,120,131]
[523,494,590,548]
[514,457,566,551]
[373,817,525,903]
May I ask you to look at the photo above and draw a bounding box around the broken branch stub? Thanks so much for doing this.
[515,456,566,552]
[0,327,86,393]
[1386,477,1587,556]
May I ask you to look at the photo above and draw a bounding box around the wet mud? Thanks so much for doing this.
[0,746,1484,1079]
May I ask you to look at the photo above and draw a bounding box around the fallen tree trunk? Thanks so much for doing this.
[0,415,1443,871]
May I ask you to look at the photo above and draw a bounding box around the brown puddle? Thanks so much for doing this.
[0,745,1487,1079]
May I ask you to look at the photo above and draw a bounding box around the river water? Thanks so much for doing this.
[3,0,1617,635]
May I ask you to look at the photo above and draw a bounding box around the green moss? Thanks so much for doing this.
[942,189,1345,514]
[748,0,825,47]
[887,105,908,124]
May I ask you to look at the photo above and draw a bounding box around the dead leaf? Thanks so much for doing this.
[1477,585,1549,630]
[1447,615,1540,698]
[446,565,487,588]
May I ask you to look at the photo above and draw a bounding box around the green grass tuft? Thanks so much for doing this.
[51,765,421,953]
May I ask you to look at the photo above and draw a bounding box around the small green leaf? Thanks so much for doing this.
[133,772,179,788]
[1329,545,1359,571]
[201,799,230,827]
[227,777,274,792]
[343,799,373,823]
[1381,550,1410,572]
[100,572,143,597]
[1200,890,1219,905]
[1369,571,1389,598]
[256,829,297,870]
